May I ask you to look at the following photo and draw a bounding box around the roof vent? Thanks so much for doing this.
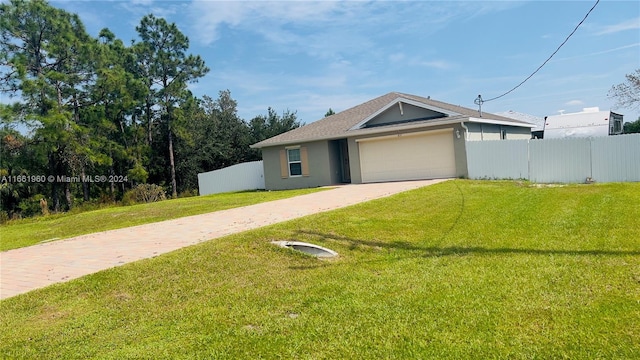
[271,241,338,258]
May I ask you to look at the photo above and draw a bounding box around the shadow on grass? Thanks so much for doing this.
[294,230,640,258]
[436,180,466,244]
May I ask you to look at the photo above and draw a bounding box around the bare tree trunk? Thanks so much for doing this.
[49,153,60,212]
[81,167,89,202]
[118,116,128,148]
[146,100,153,144]
[64,182,73,210]
[108,148,115,199]
[110,165,116,198]
[168,129,177,199]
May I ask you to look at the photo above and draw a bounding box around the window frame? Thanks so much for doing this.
[613,119,622,133]
[500,127,507,140]
[286,147,302,177]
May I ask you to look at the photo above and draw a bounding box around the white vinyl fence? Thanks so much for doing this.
[466,134,640,183]
[198,161,265,196]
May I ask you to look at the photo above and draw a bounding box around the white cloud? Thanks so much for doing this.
[387,53,453,70]
[186,1,527,55]
[414,60,453,70]
[277,91,377,123]
[565,100,584,106]
[552,43,640,62]
[186,1,376,64]
[129,0,154,5]
[596,17,640,35]
[388,53,406,63]
[188,1,343,45]
[213,69,278,94]
[291,74,348,89]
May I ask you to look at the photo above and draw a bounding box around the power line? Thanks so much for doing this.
[478,0,600,104]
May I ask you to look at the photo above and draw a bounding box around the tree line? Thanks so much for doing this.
[0,0,300,218]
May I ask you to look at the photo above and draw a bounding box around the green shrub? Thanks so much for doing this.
[122,184,166,205]
[17,194,48,217]
[178,189,198,198]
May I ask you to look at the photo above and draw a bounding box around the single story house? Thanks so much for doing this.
[251,92,535,190]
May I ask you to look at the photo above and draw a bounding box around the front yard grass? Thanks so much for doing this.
[1,180,638,359]
[0,188,325,251]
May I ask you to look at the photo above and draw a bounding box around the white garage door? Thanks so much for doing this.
[358,129,456,183]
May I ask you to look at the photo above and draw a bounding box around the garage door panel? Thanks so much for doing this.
[359,131,456,183]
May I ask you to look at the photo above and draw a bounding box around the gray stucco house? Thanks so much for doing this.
[251,92,534,190]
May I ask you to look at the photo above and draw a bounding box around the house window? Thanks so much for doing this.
[280,147,309,179]
[287,148,302,176]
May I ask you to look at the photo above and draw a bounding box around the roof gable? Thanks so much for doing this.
[349,97,461,130]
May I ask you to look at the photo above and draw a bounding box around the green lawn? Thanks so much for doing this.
[1,180,638,359]
[0,188,325,251]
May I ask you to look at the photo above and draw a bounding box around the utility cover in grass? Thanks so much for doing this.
[271,241,338,258]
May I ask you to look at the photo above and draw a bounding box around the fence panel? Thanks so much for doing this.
[466,139,529,179]
[591,134,640,182]
[466,134,639,183]
[198,161,265,196]
[529,138,592,183]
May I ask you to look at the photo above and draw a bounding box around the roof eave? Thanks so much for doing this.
[250,134,349,149]
[468,117,536,128]
[252,117,469,148]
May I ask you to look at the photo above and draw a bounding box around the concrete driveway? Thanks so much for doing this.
[0,179,447,299]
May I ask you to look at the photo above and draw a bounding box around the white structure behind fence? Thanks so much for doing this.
[466,134,640,183]
[198,161,265,196]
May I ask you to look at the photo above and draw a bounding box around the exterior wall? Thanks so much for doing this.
[465,123,484,141]
[453,124,468,178]
[481,124,501,140]
[466,123,531,141]
[262,140,335,190]
[505,126,533,139]
[347,137,362,184]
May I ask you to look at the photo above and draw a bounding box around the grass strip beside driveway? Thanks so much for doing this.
[0,188,325,251]
[1,180,638,359]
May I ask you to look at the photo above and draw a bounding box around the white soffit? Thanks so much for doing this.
[468,117,536,128]
[349,97,461,130]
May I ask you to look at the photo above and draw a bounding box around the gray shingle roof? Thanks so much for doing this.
[251,92,533,148]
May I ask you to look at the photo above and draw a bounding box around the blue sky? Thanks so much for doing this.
[27,1,640,123]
